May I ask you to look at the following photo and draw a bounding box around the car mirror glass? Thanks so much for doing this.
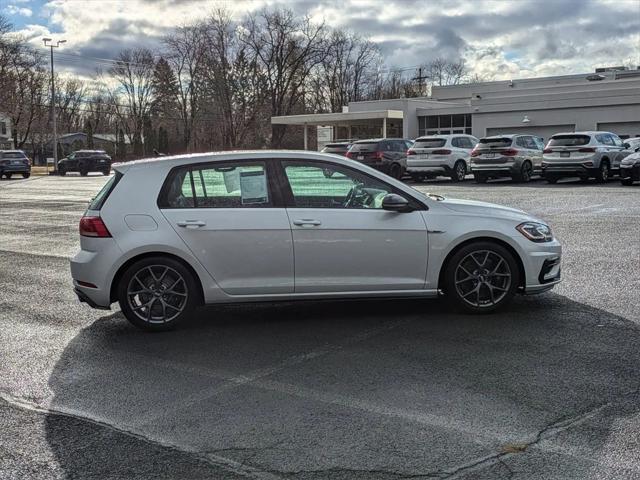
[623,143,630,149]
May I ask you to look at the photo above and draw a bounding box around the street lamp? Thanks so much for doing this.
[43,38,66,174]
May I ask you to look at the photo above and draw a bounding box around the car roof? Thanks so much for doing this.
[0,150,26,153]
[352,138,410,143]
[75,150,108,153]
[481,134,518,139]
[551,131,614,137]
[414,134,474,140]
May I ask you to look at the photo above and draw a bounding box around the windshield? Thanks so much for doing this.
[478,138,512,148]
[548,135,591,146]
[413,138,446,149]
[349,142,379,152]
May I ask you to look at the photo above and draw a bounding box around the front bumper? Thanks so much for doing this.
[620,164,640,182]
[519,240,562,295]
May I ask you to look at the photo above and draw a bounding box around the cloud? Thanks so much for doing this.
[7,0,640,81]
[4,5,33,17]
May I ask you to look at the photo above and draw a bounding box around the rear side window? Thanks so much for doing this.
[548,135,591,146]
[349,142,379,152]
[160,162,271,209]
[88,172,122,211]
[413,138,446,148]
[478,137,513,148]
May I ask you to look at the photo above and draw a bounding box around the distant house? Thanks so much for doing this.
[0,114,12,149]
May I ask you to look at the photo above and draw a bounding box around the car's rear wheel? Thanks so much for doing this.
[621,177,634,186]
[117,257,199,331]
[451,160,467,182]
[80,168,88,176]
[58,166,66,176]
[389,163,403,179]
[473,173,487,183]
[594,160,609,183]
[514,161,533,183]
[102,168,110,176]
[443,241,520,314]
[22,173,30,179]
[5,173,12,179]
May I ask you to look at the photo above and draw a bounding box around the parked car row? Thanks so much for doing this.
[321,132,640,186]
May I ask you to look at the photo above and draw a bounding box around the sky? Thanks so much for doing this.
[3,0,640,82]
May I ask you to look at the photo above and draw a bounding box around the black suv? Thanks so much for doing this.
[0,150,31,179]
[58,150,112,176]
[346,138,413,179]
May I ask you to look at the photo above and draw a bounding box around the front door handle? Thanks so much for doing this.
[292,219,322,227]
[177,220,206,228]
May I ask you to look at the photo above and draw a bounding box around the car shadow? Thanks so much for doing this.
[44,294,640,478]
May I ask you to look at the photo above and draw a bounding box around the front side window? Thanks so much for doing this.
[282,161,392,210]
[161,162,271,208]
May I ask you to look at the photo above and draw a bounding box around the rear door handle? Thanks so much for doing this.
[292,219,322,226]
[177,220,206,228]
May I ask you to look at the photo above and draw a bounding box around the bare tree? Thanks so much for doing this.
[106,48,156,156]
[55,77,86,133]
[240,8,329,147]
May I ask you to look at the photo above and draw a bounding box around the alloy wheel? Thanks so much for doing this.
[456,162,466,181]
[127,265,188,324]
[454,250,512,308]
[601,163,609,181]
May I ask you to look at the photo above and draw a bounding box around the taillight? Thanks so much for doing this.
[470,149,480,157]
[543,148,553,154]
[578,147,596,153]
[79,216,111,237]
[502,148,518,156]
[374,151,384,160]
[407,150,416,156]
[431,149,452,155]
[345,151,352,158]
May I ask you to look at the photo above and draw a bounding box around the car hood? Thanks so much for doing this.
[439,197,542,223]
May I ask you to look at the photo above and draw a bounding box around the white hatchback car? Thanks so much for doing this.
[406,135,478,182]
[71,151,562,331]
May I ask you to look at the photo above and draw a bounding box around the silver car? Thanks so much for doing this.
[542,131,629,183]
[71,150,561,331]
[406,134,478,182]
[470,134,544,183]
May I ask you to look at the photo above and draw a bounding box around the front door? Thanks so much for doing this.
[160,161,293,295]
[279,160,428,293]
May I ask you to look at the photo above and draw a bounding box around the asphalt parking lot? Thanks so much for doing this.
[1,172,639,479]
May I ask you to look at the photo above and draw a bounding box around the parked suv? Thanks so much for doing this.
[0,150,31,179]
[620,138,640,185]
[406,134,478,182]
[58,150,112,176]
[320,140,352,156]
[542,131,628,183]
[346,138,413,179]
[470,134,544,183]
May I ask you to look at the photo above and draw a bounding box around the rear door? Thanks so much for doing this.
[160,160,294,295]
[279,159,428,293]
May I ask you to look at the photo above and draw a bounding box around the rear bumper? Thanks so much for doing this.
[620,164,640,181]
[74,287,111,310]
[406,164,454,175]
[470,161,520,176]
[541,162,600,177]
[0,165,30,174]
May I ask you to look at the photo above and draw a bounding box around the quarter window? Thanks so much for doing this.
[161,162,271,209]
[282,161,392,210]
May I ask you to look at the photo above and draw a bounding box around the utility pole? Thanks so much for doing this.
[42,38,66,174]
[412,67,430,96]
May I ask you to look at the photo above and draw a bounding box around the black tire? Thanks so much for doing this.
[5,173,12,179]
[389,163,403,180]
[410,174,425,183]
[443,241,520,314]
[545,174,559,184]
[117,256,200,331]
[58,168,66,176]
[621,177,634,186]
[102,168,110,176]
[450,160,467,182]
[514,161,533,183]
[80,169,88,176]
[594,160,609,183]
[473,173,487,183]
[22,173,30,179]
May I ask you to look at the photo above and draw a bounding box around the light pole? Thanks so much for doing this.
[43,38,66,174]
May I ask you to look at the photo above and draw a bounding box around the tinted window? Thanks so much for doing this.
[2,152,26,159]
[413,138,446,148]
[548,135,591,146]
[283,161,392,209]
[349,142,379,152]
[478,137,513,148]
[161,162,271,209]
[611,135,623,147]
[88,172,122,211]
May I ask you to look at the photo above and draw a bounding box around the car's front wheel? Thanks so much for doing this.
[621,177,634,186]
[450,160,467,182]
[22,173,30,179]
[117,256,200,331]
[594,160,609,183]
[443,241,520,314]
[389,163,403,179]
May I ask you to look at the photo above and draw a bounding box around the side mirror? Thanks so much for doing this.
[623,143,631,149]
[382,193,412,212]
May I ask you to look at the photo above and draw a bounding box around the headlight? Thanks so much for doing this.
[516,222,553,242]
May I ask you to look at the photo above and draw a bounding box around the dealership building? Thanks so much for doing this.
[272,68,640,149]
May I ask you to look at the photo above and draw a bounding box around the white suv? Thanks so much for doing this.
[406,134,478,182]
[542,131,629,183]
[71,151,561,330]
